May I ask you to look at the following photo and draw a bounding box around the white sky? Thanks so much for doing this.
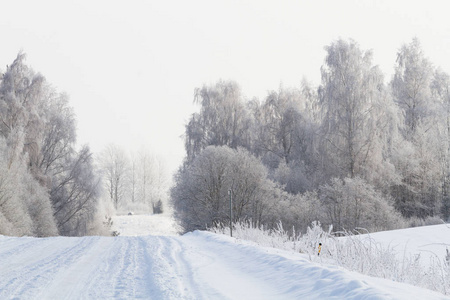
[1,0,450,177]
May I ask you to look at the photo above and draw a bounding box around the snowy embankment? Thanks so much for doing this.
[0,215,448,300]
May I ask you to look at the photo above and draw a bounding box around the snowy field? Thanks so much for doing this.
[360,224,450,267]
[0,214,449,299]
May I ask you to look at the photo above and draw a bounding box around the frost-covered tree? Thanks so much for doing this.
[390,39,442,218]
[0,53,47,173]
[171,146,279,232]
[98,146,168,214]
[134,149,167,213]
[249,84,320,194]
[320,177,401,232]
[432,69,450,219]
[22,165,58,237]
[184,80,252,162]
[257,86,303,165]
[390,124,442,218]
[391,38,435,138]
[0,53,101,236]
[51,146,101,236]
[319,39,388,179]
[0,138,33,236]
[37,92,76,181]
[0,135,58,236]
[0,53,60,236]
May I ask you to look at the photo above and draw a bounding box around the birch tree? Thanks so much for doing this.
[256,87,303,165]
[391,38,434,138]
[184,80,252,162]
[390,39,441,218]
[319,39,388,179]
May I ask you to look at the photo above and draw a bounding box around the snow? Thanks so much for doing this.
[111,213,181,236]
[356,224,450,268]
[0,214,449,299]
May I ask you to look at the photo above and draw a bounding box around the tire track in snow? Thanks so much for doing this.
[0,237,53,274]
[38,237,114,300]
[146,236,204,299]
[106,237,157,299]
[0,237,97,299]
[76,236,160,299]
[0,237,41,260]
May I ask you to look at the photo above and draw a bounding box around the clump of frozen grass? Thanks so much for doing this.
[210,220,328,255]
[210,221,450,295]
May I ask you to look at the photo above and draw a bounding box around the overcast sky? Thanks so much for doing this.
[2,0,450,177]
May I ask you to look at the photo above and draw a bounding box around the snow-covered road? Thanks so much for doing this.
[1,230,449,300]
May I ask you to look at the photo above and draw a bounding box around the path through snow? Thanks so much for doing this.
[1,229,449,299]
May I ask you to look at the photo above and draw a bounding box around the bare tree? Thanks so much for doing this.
[99,144,130,209]
[134,149,168,213]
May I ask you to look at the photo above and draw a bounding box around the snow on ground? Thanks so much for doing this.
[357,224,450,267]
[111,213,181,236]
[0,215,449,299]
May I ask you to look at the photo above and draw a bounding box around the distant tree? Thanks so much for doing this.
[135,149,168,213]
[148,155,168,214]
[99,144,130,209]
[129,152,138,203]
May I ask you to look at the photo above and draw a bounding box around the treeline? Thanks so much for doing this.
[0,53,102,236]
[172,38,450,233]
